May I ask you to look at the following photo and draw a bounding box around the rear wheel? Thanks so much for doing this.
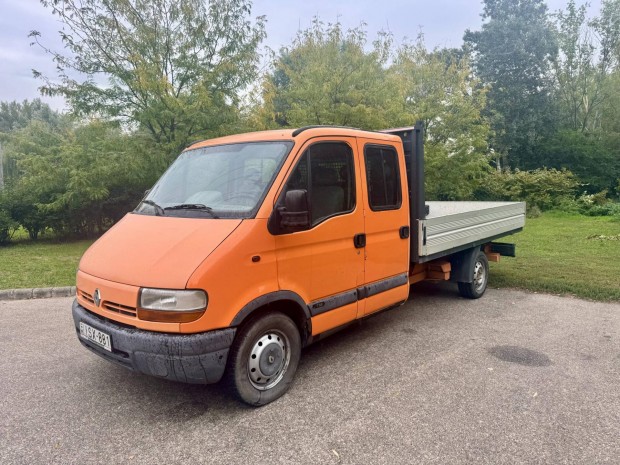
[458,251,489,299]
[226,312,301,406]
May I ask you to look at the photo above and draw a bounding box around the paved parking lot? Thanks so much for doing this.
[1,285,619,464]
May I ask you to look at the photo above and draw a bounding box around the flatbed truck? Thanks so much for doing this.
[72,123,525,405]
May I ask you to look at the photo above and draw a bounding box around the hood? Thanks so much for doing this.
[79,213,242,288]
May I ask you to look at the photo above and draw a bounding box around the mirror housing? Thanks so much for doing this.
[280,189,310,230]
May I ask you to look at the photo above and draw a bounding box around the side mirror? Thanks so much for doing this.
[280,189,310,230]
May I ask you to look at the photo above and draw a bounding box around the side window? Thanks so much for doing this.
[281,142,356,226]
[364,145,402,211]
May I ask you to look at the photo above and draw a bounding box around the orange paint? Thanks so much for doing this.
[76,128,411,336]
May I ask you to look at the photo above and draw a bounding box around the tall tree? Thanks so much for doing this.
[388,39,492,200]
[32,0,266,153]
[253,19,393,130]
[464,0,558,168]
[0,99,61,133]
[552,0,619,132]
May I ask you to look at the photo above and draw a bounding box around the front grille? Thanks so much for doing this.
[78,288,137,318]
[79,289,94,304]
[102,300,138,318]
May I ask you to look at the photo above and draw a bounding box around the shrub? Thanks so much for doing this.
[476,168,580,210]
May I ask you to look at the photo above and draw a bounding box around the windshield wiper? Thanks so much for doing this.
[164,204,219,218]
[141,199,165,216]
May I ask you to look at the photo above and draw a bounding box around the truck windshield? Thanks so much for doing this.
[135,141,294,219]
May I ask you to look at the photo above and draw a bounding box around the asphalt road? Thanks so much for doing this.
[1,285,619,465]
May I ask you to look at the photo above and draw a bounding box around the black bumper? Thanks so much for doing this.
[72,300,236,384]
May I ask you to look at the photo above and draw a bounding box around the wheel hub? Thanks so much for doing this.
[248,332,289,390]
[474,261,486,292]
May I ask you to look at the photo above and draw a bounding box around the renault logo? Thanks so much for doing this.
[93,289,101,307]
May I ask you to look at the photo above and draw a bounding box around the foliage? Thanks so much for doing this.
[254,19,392,130]
[387,39,492,200]
[0,194,18,245]
[552,1,608,132]
[2,119,167,241]
[532,130,620,194]
[574,191,620,216]
[32,0,266,153]
[464,0,558,169]
[0,99,62,133]
[476,168,580,211]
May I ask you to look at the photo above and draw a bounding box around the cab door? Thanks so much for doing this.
[272,137,365,335]
[356,139,410,316]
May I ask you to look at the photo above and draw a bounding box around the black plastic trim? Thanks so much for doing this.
[365,274,409,298]
[308,273,409,317]
[308,290,358,317]
[292,125,360,137]
[72,301,235,384]
[230,290,311,327]
[490,242,516,257]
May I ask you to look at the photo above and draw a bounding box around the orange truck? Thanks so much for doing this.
[72,123,525,405]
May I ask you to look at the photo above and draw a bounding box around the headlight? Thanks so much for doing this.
[138,288,208,323]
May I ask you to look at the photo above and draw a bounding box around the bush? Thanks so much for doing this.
[475,168,580,210]
[3,120,168,240]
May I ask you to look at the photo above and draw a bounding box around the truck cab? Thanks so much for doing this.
[73,125,524,405]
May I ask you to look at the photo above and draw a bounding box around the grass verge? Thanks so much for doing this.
[0,237,93,290]
[489,212,620,301]
[1,213,618,301]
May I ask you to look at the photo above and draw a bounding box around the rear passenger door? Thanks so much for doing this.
[272,138,365,335]
[357,139,410,316]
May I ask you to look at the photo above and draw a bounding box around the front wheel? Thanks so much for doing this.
[226,312,301,406]
[458,251,489,299]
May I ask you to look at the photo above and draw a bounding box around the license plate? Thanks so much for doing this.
[79,322,112,352]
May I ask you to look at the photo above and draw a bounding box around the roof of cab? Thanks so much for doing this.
[185,126,401,151]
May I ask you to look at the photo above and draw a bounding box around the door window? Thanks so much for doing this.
[280,142,356,226]
[364,146,402,211]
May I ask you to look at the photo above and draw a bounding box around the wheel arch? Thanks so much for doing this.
[230,291,312,346]
[449,246,483,283]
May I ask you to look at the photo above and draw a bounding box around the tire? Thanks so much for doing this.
[458,250,489,299]
[226,312,301,406]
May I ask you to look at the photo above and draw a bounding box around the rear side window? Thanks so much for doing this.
[364,145,401,211]
[281,142,356,225]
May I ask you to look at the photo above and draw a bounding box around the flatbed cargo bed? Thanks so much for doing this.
[415,201,526,262]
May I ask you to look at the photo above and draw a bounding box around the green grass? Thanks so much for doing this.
[0,235,94,290]
[489,212,620,301]
[1,213,619,301]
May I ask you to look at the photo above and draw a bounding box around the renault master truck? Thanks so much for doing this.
[72,123,525,405]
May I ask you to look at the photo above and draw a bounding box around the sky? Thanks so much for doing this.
[0,0,602,111]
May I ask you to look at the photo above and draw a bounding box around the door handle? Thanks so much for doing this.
[353,233,366,248]
[399,226,410,239]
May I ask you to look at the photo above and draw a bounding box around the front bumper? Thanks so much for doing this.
[72,300,236,384]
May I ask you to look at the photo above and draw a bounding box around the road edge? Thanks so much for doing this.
[0,286,76,301]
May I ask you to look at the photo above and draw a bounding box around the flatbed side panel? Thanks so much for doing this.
[420,202,525,257]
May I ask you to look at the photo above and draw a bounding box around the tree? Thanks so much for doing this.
[552,0,620,132]
[464,0,558,168]
[32,0,266,153]
[388,39,492,200]
[0,99,62,133]
[4,119,167,239]
[254,19,393,130]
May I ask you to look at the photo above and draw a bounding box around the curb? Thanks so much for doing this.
[0,286,76,301]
